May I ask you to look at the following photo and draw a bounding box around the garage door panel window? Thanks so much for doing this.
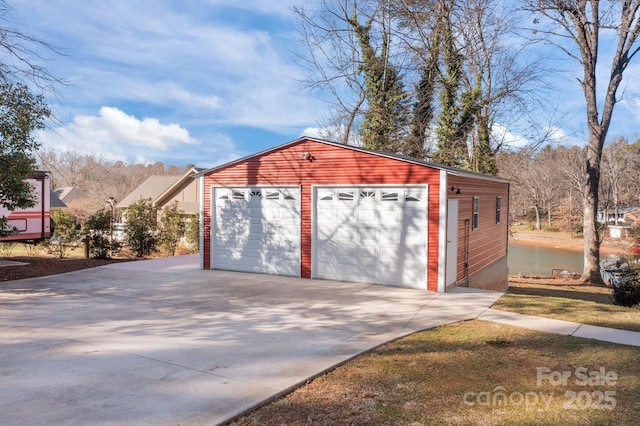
[472,196,480,230]
[359,190,376,201]
[231,190,246,200]
[381,191,399,201]
[338,191,355,201]
[405,189,422,202]
[318,190,333,201]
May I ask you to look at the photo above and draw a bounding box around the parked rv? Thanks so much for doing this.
[0,171,53,243]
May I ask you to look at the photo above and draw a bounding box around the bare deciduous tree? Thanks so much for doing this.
[525,0,640,283]
[292,0,371,144]
[38,148,188,221]
[600,137,633,225]
[0,1,61,90]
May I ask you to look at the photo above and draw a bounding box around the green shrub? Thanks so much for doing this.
[86,210,120,259]
[185,216,200,253]
[612,271,640,307]
[49,210,79,258]
[124,198,158,258]
[158,202,185,257]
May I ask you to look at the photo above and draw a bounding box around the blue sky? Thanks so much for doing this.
[11,0,326,168]
[8,1,640,169]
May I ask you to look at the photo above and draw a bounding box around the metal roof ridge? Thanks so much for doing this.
[194,136,512,183]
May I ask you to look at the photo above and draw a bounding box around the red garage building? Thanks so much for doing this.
[197,137,510,292]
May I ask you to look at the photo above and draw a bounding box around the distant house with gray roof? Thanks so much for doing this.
[54,187,88,205]
[117,167,202,220]
[50,191,67,210]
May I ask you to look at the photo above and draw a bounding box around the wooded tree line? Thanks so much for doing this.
[38,149,190,221]
[499,137,640,232]
[294,0,544,174]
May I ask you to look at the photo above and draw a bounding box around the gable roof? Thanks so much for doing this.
[195,136,511,184]
[50,191,67,209]
[117,175,180,208]
[53,187,87,203]
[154,166,203,207]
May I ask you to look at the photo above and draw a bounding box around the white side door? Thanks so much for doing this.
[446,199,459,288]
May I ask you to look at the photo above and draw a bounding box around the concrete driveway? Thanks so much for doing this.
[0,255,502,425]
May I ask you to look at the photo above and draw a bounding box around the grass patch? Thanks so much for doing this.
[228,321,640,425]
[493,278,640,332]
[0,241,86,258]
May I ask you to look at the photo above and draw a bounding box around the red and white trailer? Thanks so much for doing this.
[0,171,52,243]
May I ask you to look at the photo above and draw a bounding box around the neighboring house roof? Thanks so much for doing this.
[50,191,67,209]
[154,167,203,207]
[53,187,87,204]
[117,168,203,214]
[195,136,512,184]
[153,167,203,215]
[117,175,180,208]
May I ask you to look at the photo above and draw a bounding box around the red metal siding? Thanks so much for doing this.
[447,176,510,284]
[203,139,442,290]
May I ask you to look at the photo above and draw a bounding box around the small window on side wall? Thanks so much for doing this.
[496,196,502,224]
[472,197,480,230]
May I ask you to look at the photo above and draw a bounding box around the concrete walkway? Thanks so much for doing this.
[1,255,638,425]
[479,309,640,347]
[0,259,29,267]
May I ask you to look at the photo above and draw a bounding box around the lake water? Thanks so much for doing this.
[508,243,584,276]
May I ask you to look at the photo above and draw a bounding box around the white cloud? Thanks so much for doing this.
[16,0,319,135]
[204,0,298,20]
[544,126,584,146]
[301,127,325,139]
[37,107,200,163]
[492,123,530,149]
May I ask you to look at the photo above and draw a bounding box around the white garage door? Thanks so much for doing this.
[313,186,428,288]
[212,187,300,276]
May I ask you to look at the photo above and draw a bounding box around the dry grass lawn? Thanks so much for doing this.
[228,275,640,425]
[228,320,640,425]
